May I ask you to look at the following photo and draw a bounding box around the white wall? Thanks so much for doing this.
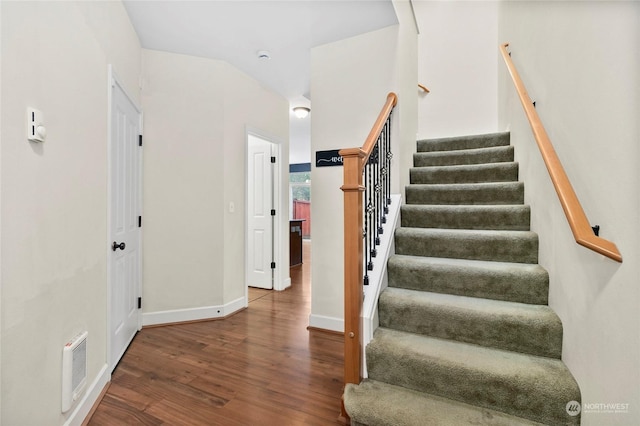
[141,50,226,319]
[414,1,498,139]
[0,2,3,418]
[498,2,640,424]
[310,26,397,331]
[142,49,289,324]
[0,1,141,424]
[393,0,419,197]
[309,7,417,331]
[221,61,290,300]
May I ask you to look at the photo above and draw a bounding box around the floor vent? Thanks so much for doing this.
[62,331,88,413]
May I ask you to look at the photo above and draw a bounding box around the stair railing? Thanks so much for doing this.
[339,92,397,417]
[500,43,622,263]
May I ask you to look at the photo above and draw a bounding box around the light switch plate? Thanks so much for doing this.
[27,108,46,142]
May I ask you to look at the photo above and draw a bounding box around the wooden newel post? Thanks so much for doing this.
[339,147,366,421]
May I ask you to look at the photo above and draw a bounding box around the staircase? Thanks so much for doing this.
[344,132,581,426]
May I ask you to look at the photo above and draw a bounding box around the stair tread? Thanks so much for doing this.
[367,328,581,425]
[410,162,518,172]
[406,181,525,205]
[388,254,548,277]
[414,146,514,168]
[401,204,530,231]
[417,132,510,152]
[407,181,523,190]
[382,287,557,324]
[387,254,549,304]
[410,162,519,184]
[402,203,529,211]
[397,226,537,237]
[344,379,544,426]
[380,287,562,358]
[369,327,573,379]
[395,227,539,264]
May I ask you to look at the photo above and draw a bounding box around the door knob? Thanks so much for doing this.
[112,241,126,252]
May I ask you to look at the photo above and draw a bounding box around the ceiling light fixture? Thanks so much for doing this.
[292,106,310,119]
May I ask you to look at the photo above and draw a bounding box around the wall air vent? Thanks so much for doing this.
[61,331,88,413]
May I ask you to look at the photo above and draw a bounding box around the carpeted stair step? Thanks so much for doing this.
[379,287,562,358]
[401,204,530,231]
[366,328,581,425]
[344,379,544,426]
[410,162,519,184]
[414,145,514,167]
[417,132,510,153]
[387,255,549,305]
[395,227,538,264]
[406,182,524,205]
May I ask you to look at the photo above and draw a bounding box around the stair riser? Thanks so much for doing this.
[401,205,530,231]
[414,146,514,167]
[395,230,539,264]
[417,132,510,152]
[387,256,549,305]
[367,330,581,425]
[410,163,518,184]
[378,291,562,358]
[406,183,525,205]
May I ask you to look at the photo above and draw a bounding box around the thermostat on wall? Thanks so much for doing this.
[27,107,47,143]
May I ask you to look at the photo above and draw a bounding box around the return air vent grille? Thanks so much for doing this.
[62,331,88,413]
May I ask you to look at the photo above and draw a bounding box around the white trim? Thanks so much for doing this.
[106,65,143,372]
[142,296,246,327]
[362,193,402,378]
[64,364,110,426]
[308,314,344,333]
[282,277,292,291]
[245,127,290,293]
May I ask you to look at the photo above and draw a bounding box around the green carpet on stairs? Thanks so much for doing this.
[344,132,581,426]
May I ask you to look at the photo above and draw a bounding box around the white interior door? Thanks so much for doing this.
[248,135,274,289]
[109,74,141,370]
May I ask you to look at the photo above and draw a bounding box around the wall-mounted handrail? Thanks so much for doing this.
[500,43,622,263]
[418,83,430,93]
[338,92,397,421]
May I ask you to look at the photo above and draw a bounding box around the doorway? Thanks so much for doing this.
[107,67,142,372]
[247,133,279,290]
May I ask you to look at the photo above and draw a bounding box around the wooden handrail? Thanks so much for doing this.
[418,83,430,93]
[361,93,398,163]
[500,43,622,263]
[338,92,397,421]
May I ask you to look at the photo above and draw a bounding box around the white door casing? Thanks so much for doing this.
[247,135,274,289]
[108,68,142,371]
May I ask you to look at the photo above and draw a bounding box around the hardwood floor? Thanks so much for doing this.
[88,241,344,425]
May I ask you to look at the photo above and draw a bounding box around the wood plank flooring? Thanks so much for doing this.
[88,241,344,425]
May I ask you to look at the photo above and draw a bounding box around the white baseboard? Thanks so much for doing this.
[308,314,344,333]
[279,277,292,291]
[142,296,246,326]
[224,297,246,317]
[65,363,110,426]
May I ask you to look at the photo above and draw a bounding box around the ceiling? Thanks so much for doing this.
[123,0,399,106]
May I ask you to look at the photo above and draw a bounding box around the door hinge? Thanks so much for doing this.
[138,215,142,228]
[271,209,276,216]
[137,297,142,309]
[138,135,143,147]
[271,262,276,269]
[271,156,276,163]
